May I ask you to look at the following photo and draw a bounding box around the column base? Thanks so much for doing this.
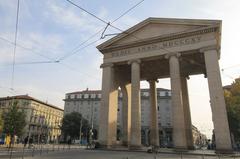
[174,147,188,152]
[98,144,113,149]
[215,149,234,154]
[122,141,129,146]
[187,146,195,150]
[129,145,142,150]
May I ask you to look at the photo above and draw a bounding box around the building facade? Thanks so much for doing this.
[0,95,63,143]
[192,125,207,148]
[64,88,173,146]
[64,89,207,147]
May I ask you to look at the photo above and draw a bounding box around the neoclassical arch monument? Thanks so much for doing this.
[96,18,232,152]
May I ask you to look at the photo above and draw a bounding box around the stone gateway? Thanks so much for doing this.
[96,18,232,152]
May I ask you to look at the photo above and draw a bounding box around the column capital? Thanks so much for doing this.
[181,75,190,80]
[127,59,141,65]
[199,45,220,53]
[164,52,181,59]
[100,63,113,68]
[147,79,159,83]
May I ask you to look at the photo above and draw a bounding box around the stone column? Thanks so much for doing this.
[167,53,187,149]
[121,83,131,146]
[181,76,194,149]
[99,63,118,148]
[202,47,232,152]
[128,59,141,149]
[148,79,159,147]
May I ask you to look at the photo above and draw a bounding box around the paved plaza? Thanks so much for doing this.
[1,146,240,159]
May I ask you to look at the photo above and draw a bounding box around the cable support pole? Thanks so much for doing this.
[11,0,20,90]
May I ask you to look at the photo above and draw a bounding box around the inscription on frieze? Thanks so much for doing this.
[111,36,201,58]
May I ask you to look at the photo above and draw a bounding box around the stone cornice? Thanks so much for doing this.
[100,63,113,68]
[147,79,159,83]
[100,26,219,53]
[199,45,220,53]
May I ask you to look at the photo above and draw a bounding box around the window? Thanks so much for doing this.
[84,94,89,99]
[119,93,123,98]
[143,92,149,97]
[70,94,75,99]
[91,94,96,98]
[168,92,171,96]
[74,94,77,99]
[165,92,169,96]
[98,94,102,98]
[159,91,165,96]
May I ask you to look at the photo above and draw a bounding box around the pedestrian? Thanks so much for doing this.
[5,135,10,148]
[24,136,28,147]
[28,136,33,148]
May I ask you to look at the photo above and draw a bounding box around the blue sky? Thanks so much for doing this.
[1,0,240,138]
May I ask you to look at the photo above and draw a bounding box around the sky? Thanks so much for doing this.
[1,0,240,138]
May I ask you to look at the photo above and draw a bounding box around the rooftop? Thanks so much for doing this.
[66,88,170,95]
[0,95,63,111]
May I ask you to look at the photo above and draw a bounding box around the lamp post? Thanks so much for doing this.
[89,102,94,147]
[79,117,82,145]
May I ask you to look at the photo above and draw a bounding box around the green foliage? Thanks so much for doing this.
[224,78,240,142]
[3,101,26,137]
[61,112,90,139]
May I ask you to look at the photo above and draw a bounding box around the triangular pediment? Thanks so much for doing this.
[97,17,221,52]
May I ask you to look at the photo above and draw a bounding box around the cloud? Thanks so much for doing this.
[44,1,106,33]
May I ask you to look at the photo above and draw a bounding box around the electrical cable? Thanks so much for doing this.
[65,0,141,40]
[111,0,145,23]
[57,30,103,61]
[0,36,56,61]
[60,0,145,61]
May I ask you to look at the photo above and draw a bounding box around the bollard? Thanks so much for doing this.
[9,145,13,159]
[180,152,183,159]
[21,146,25,159]
[40,144,42,156]
[31,146,35,157]
[201,154,204,159]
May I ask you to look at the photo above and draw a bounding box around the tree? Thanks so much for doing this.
[61,112,90,140]
[224,78,240,142]
[3,101,26,139]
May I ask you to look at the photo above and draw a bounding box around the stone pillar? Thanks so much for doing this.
[128,59,141,149]
[99,63,118,148]
[202,48,232,152]
[181,76,194,149]
[121,83,131,146]
[167,53,187,149]
[148,79,159,147]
